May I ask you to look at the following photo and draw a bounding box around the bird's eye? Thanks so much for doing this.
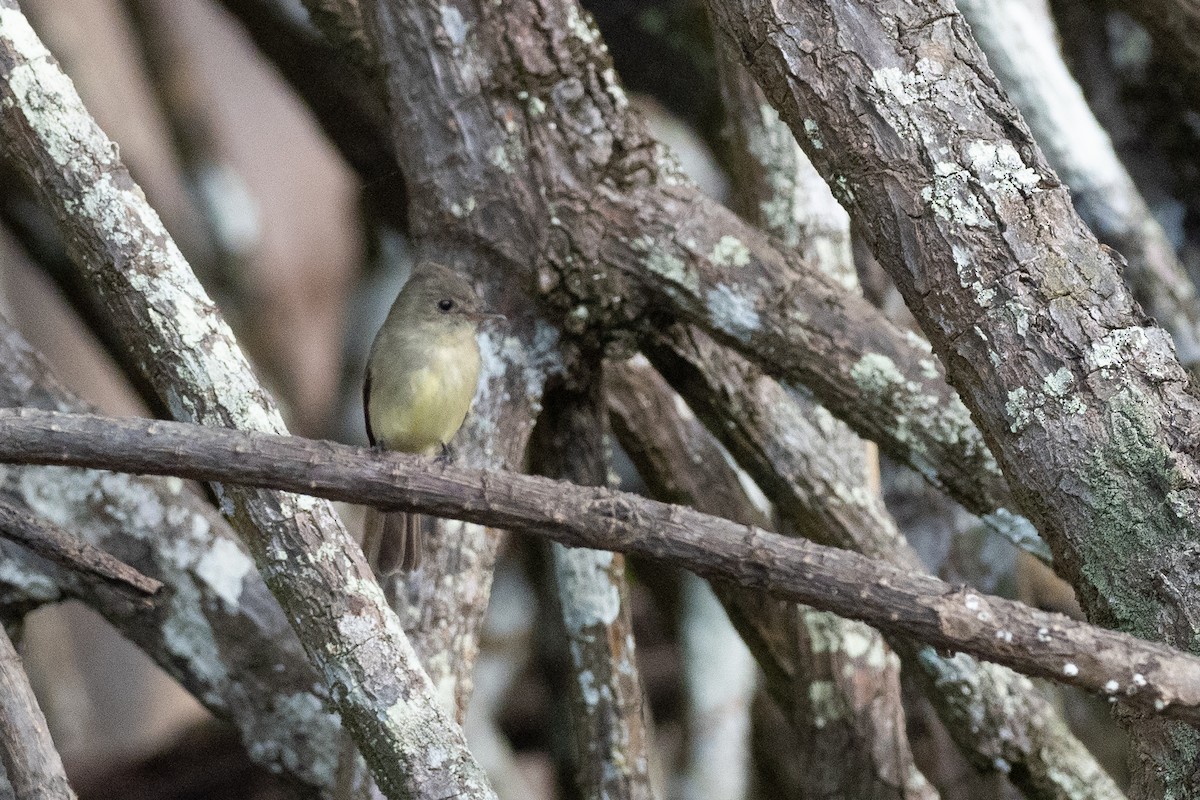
[438,299,455,312]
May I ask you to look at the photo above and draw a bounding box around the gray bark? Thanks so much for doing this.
[0,626,74,800]
[707,0,1200,792]
[1,409,1198,738]
[0,5,493,796]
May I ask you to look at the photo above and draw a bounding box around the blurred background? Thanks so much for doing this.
[3,0,1177,796]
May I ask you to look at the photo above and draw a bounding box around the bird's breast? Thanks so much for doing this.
[367,329,482,454]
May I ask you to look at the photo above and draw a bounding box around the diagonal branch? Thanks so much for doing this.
[354,0,1017,529]
[0,625,75,800]
[608,359,935,800]
[704,0,1200,789]
[695,41,1111,798]
[0,500,161,598]
[0,6,490,797]
[2,408,1200,731]
[0,316,340,794]
[957,0,1200,366]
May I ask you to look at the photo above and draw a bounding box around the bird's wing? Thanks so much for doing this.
[362,366,376,446]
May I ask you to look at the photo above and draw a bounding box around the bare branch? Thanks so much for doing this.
[0,316,339,793]
[957,0,1200,366]
[0,6,491,797]
[0,625,75,800]
[608,359,935,800]
[706,0,1200,789]
[683,47,1110,795]
[0,500,160,597]
[531,375,654,799]
[354,0,1020,529]
[647,329,1122,800]
[2,409,1199,733]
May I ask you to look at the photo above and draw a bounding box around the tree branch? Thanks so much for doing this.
[706,0,1200,790]
[0,6,491,797]
[353,0,1022,529]
[0,625,75,800]
[957,0,1200,366]
[0,500,161,598]
[0,315,339,794]
[608,358,935,799]
[677,47,1109,796]
[531,373,654,799]
[3,409,1199,732]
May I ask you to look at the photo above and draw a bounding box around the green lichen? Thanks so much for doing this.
[850,353,999,481]
[709,235,750,268]
[1081,387,1195,641]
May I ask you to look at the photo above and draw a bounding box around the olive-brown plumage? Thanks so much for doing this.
[362,261,489,573]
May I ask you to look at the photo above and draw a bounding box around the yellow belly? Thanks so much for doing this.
[368,333,481,454]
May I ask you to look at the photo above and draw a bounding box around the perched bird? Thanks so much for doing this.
[362,261,494,574]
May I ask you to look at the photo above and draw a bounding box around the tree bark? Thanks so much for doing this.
[957,0,1200,366]
[531,373,654,800]
[4,409,1200,737]
[355,0,1020,534]
[0,317,339,795]
[706,1,1200,791]
[0,7,493,797]
[0,625,75,800]
[608,359,935,800]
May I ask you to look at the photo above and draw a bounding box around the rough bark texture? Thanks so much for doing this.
[354,0,1024,534]
[0,318,339,795]
[6,410,1200,737]
[671,41,1111,798]
[0,625,75,800]
[707,1,1200,792]
[0,499,160,597]
[0,7,492,797]
[679,47,934,797]
[957,0,1200,366]
[608,359,934,800]
[648,327,1120,800]
[531,374,653,800]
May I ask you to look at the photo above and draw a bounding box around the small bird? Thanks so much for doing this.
[362,261,494,574]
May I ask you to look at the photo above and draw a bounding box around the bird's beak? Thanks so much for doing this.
[467,311,506,323]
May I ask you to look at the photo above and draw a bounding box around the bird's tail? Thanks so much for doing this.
[362,508,422,575]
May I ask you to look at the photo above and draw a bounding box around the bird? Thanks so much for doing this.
[362,261,495,574]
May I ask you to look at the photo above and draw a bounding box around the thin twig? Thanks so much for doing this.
[0,408,1197,729]
[0,500,161,597]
